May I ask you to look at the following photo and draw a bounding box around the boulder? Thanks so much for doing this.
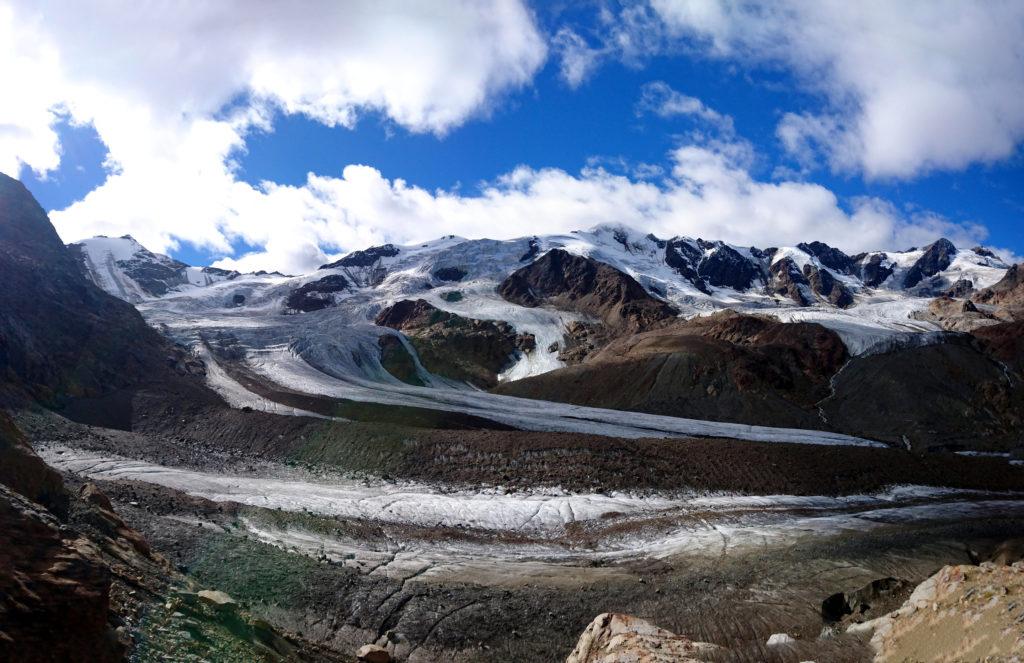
[356,643,392,663]
[854,564,1024,661]
[566,613,721,663]
[197,589,237,608]
[766,633,797,647]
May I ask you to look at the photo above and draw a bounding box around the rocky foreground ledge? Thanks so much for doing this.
[566,555,1024,663]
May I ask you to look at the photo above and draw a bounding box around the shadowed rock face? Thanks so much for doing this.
[904,238,957,288]
[769,258,813,306]
[695,241,764,291]
[798,241,856,275]
[821,335,1024,451]
[319,244,399,270]
[284,274,350,312]
[0,483,123,663]
[0,173,200,409]
[664,239,709,294]
[431,266,467,282]
[318,244,399,287]
[803,263,854,308]
[498,249,677,331]
[857,253,894,287]
[972,320,1024,375]
[943,279,974,298]
[376,299,533,388]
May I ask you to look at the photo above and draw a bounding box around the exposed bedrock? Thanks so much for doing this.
[857,252,895,287]
[0,173,216,422]
[768,257,814,306]
[803,263,855,308]
[797,240,856,275]
[497,311,1024,451]
[498,248,678,331]
[972,263,1024,314]
[912,295,999,332]
[496,311,847,429]
[284,274,350,313]
[376,299,533,388]
[903,238,957,289]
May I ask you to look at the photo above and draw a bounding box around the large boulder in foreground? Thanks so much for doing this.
[566,613,721,663]
[0,484,123,663]
[852,563,1024,662]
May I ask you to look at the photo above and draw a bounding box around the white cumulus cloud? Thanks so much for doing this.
[651,0,1024,178]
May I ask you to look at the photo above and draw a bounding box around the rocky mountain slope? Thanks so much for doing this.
[4,172,1024,662]
[62,218,1024,451]
[0,174,211,419]
[68,235,241,303]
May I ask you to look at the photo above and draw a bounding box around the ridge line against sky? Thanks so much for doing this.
[1,0,1022,273]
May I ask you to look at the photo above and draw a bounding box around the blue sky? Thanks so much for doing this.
[7,1,1024,272]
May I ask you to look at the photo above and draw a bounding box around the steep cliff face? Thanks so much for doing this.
[0,176,155,400]
[0,173,213,422]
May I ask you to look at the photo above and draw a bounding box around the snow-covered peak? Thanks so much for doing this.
[69,235,239,302]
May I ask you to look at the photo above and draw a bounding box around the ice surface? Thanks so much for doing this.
[40,445,1024,570]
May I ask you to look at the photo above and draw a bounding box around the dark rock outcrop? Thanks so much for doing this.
[663,239,709,294]
[0,173,204,411]
[377,335,425,386]
[972,320,1024,376]
[284,274,349,313]
[903,238,956,288]
[798,241,855,275]
[318,244,398,287]
[319,244,399,269]
[821,577,913,625]
[498,249,677,331]
[0,483,123,663]
[858,253,894,287]
[432,266,467,282]
[803,264,854,308]
[376,299,531,388]
[519,237,540,262]
[769,258,813,306]
[696,240,763,290]
[943,279,974,298]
